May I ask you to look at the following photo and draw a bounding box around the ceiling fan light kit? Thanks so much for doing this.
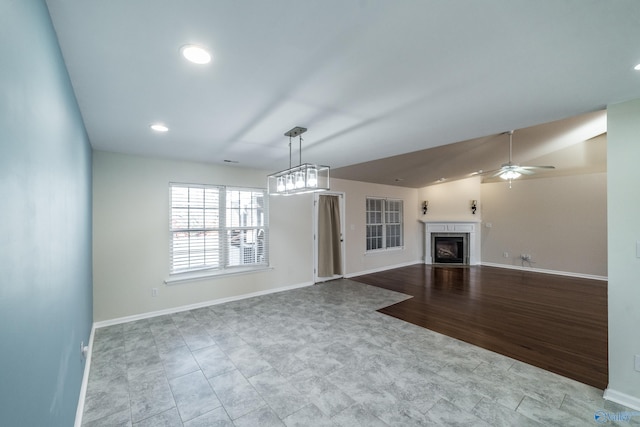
[268,127,330,196]
[500,170,521,180]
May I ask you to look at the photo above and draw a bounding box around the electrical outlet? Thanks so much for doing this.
[635,354,640,372]
[152,288,158,297]
[503,252,509,258]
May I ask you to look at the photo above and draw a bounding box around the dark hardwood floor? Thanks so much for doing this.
[352,264,608,390]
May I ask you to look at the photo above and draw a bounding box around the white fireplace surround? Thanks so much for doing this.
[421,221,480,265]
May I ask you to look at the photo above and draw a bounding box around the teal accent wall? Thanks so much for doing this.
[0,1,93,425]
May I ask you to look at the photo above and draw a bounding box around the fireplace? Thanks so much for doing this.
[432,233,468,264]
[421,221,479,265]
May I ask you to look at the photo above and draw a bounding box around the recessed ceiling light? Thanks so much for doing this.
[181,45,211,64]
[634,63,640,71]
[150,123,169,132]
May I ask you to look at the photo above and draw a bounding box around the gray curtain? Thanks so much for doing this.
[318,195,342,277]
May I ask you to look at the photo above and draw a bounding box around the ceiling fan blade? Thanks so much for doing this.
[518,165,556,171]
[516,168,535,175]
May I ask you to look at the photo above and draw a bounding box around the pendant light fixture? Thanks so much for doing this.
[268,127,330,195]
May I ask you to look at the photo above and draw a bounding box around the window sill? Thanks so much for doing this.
[365,247,405,256]
[165,265,272,285]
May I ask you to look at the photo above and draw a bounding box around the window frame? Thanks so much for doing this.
[365,197,404,252]
[169,182,269,278]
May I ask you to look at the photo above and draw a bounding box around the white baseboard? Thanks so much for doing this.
[481,262,607,281]
[604,388,640,411]
[345,260,423,279]
[94,281,314,329]
[74,324,95,427]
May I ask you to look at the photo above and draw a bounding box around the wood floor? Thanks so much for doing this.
[352,264,608,390]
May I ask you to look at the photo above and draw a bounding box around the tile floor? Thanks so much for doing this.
[82,279,639,426]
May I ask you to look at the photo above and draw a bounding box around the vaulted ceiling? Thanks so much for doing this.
[45,1,640,187]
[332,109,607,187]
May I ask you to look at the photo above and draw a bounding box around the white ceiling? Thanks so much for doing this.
[45,1,640,186]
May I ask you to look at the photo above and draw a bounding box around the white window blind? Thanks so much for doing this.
[225,188,268,268]
[170,183,268,274]
[366,197,403,251]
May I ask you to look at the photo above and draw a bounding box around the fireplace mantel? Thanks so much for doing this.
[420,221,481,265]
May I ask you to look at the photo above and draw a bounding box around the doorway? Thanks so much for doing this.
[313,192,346,283]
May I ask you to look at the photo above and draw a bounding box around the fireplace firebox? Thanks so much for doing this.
[431,233,469,264]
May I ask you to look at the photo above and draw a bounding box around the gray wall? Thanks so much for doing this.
[0,1,93,425]
[607,98,640,405]
[92,153,422,322]
[92,151,314,322]
[332,178,421,275]
[481,173,607,277]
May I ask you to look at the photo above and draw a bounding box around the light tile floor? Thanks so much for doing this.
[82,279,639,426]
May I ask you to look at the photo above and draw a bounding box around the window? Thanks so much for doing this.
[366,197,403,251]
[170,183,268,274]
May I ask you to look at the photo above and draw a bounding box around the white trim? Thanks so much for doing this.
[74,324,95,427]
[481,262,608,281]
[345,260,422,278]
[165,266,273,285]
[604,388,640,411]
[94,280,314,328]
[364,246,405,256]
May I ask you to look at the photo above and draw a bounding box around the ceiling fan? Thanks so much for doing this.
[487,130,555,185]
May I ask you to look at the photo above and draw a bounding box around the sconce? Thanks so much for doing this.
[471,200,477,215]
[422,200,429,215]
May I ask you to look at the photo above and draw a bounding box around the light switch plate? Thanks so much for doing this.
[635,354,640,372]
